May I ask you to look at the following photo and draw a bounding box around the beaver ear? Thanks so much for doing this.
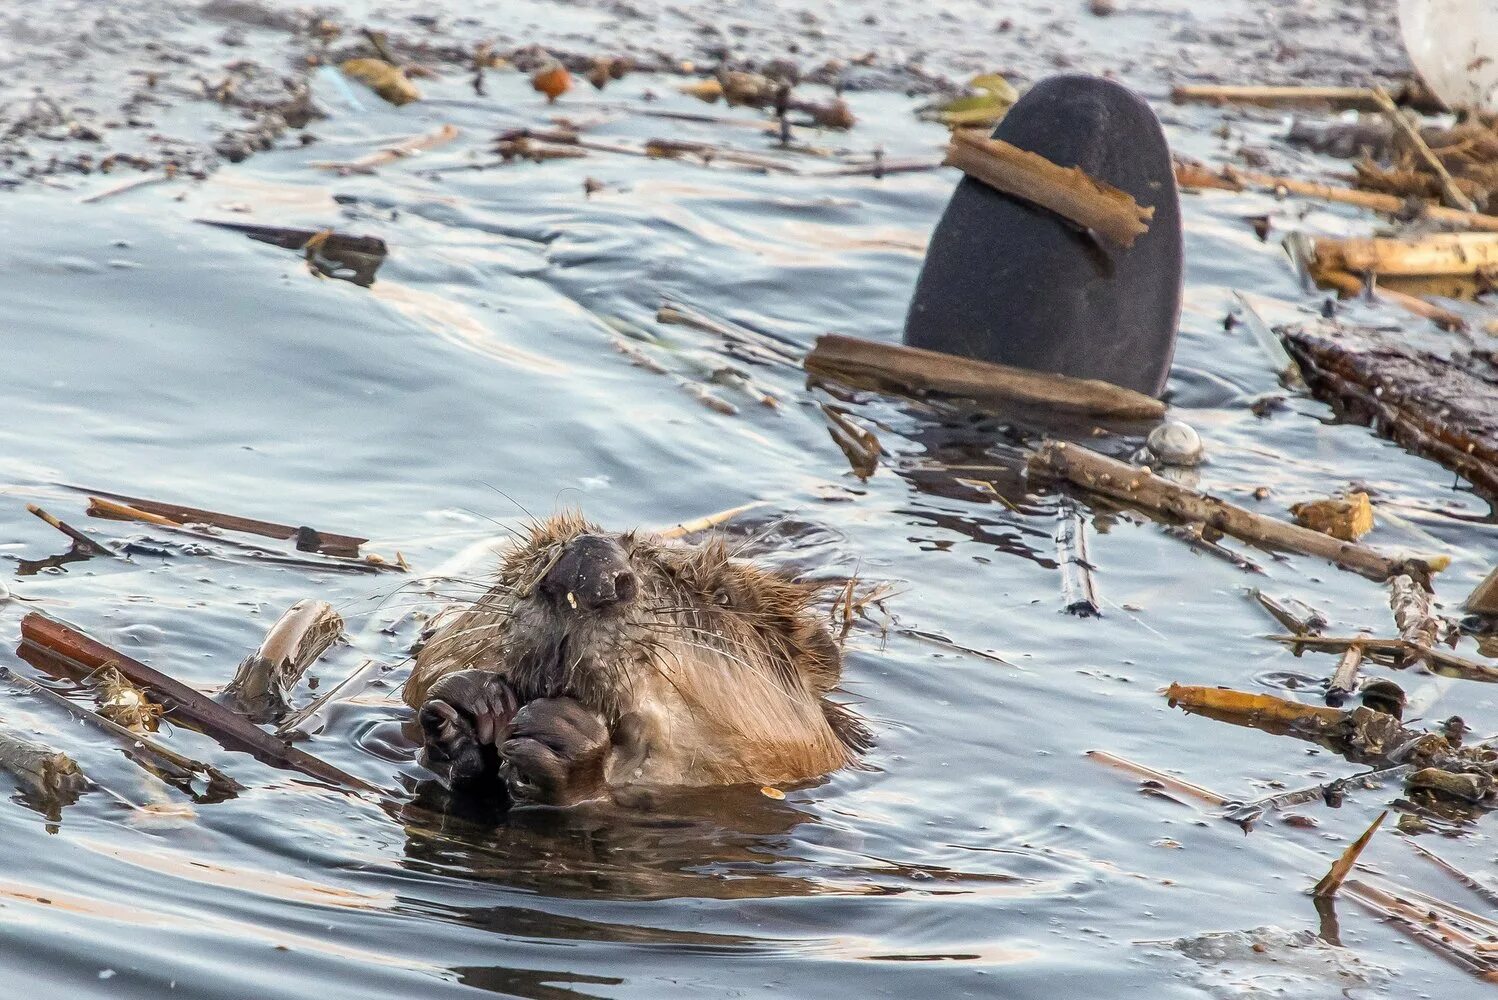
[796,619,842,694]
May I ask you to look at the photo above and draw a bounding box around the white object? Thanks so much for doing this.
[1145,421,1205,467]
[1399,0,1498,112]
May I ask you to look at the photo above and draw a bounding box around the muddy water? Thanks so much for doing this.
[2,2,1496,998]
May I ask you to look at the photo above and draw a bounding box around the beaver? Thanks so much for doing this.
[404,511,869,806]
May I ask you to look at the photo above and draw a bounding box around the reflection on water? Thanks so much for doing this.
[0,19,1496,1000]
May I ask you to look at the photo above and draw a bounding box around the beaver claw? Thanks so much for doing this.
[417,670,520,792]
[499,697,610,807]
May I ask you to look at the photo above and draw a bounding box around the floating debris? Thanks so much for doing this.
[340,58,420,106]
[1144,421,1204,467]
[224,600,344,721]
[1290,493,1373,542]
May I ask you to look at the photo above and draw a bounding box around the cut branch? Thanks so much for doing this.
[1027,440,1443,581]
[1372,87,1476,213]
[806,335,1165,420]
[26,503,113,558]
[944,129,1154,248]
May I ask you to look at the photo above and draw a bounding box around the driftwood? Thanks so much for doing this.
[0,665,240,800]
[1313,232,1498,278]
[944,129,1153,248]
[806,335,1166,421]
[18,613,379,794]
[1372,87,1476,213]
[224,600,344,720]
[1174,161,1498,233]
[1282,323,1498,499]
[1250,589,1326,636]
[0,723,86,805]
[1027,440,1443,581]
[78,485,367,557]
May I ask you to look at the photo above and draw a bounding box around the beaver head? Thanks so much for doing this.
[407,511,868,788]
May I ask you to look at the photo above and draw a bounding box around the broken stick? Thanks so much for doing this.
[1027,440,1443,581]
[224,600,344,720]
[944,129,1153,248]
[806,335,1165,421]
[0,723,87,805]
[656,501,768,540]
[76,485,368,557]
[18,613,379,794]
[1325,642,1365,707]
[1313,810,1387,897]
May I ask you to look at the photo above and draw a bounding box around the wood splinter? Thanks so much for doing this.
[224,600,344,720]
[944,129,1154,248]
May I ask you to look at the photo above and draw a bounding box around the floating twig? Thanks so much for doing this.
[1027,440,1444,581]
[78,171,176,205]
[820,404,880,480]
[944,129,1153,248]
[1222,764,1412,830]
[1313,810,1387,897]
[1389,574,1439,672]
[1055,499,1101,617]
[312,123,460,172]
[18,613,379,794]
[806,336,1165,421]
[1085,749,1229,806]
[1170,84,1434,111]
[25,503,113,558]
[1408,840,1498,911]
[224,600,344,720]
[1250,589,1326,637]
[656,301,803,367]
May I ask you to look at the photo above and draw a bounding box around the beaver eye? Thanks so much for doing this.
[712,588,732,607]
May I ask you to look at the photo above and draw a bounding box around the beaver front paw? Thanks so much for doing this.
[417,670,520,792]
[499,697,610,806]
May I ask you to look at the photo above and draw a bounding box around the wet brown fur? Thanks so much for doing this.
[405,511,868,788]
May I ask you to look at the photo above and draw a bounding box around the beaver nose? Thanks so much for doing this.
[541,534,638,612]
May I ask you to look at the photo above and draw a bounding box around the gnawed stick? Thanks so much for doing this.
[1170,84,1389,110]
[275,658,385,740]
[1085,750,1229,806]
[656,501,768,540]
[806,335,1166,421]
[0,723,87,805]
[18,613,379,794]
[1303,263,1468,332]
[1314,810,1387,897]
[1343,879,1498,980]
[1325,642,1365,707]
[224,600,344,720]
[26,504,113,558]
[75,485,368,557]
[1055,499,1100,617]
[0,664,240,800]
[821,404,880,480]
[1372,87,1476,213]
[944,128,1153,248]
[1173,161,1498,232]
[656,300,802,366]
[1027,440,1443,581]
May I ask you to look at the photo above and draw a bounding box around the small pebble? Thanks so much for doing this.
[1145,421,1204,466]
